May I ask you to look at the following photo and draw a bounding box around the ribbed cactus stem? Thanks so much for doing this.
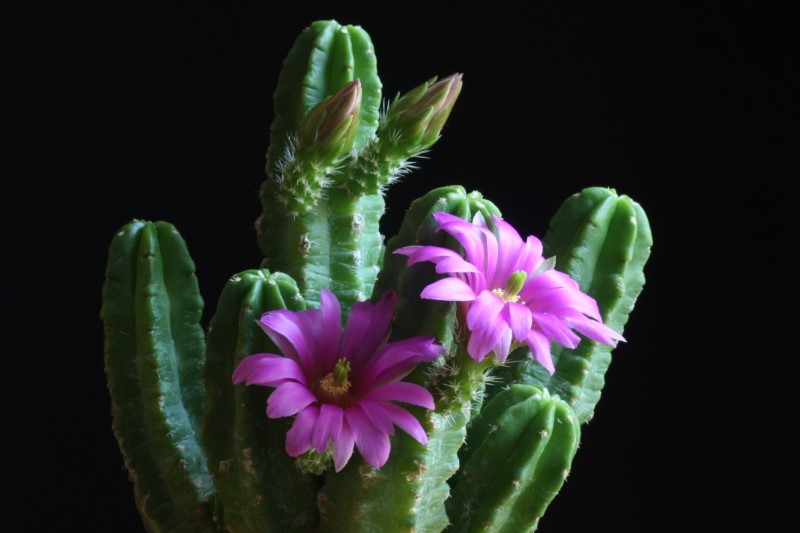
[101,221,215,532]
[447,385,580,532]
[203,269,320,532]
[488,187,652,423]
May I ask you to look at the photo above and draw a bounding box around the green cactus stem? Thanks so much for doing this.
[447,385,580,532]
[101,221,215,532]
[259,22,463,317]
[489,187,652,423]
[266,20,381,176]
[315,186,500,532]
[202,269,320,532]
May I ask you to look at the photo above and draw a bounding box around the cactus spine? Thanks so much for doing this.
[102,20,652,533]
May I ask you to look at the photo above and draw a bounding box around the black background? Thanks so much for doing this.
[4,2,789,531]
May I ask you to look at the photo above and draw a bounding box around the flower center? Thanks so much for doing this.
[492,270,527,303]
[318,358,352,404]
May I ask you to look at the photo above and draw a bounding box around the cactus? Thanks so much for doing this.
[101,221,215,532]
[314,187,500,532]
[486,187,652,423]
[447,385,580,532]
[102,20,651,532]
[202,270,320,531]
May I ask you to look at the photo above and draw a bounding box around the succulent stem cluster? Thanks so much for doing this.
[102,20,651,532]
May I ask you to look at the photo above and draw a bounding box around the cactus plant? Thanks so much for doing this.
[102,19,651,532]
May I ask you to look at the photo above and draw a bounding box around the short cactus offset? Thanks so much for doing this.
[102,20,652,532]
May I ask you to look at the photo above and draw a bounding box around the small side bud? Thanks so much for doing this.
[297,79,362,163]
[382,73,463,153]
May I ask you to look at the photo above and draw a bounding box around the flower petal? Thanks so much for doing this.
[317,289,343,370]
[236,354,308,387]
[259,310,314,370]
[467,315,509,362]
[355,401,395,436]
[341,291,396,370]
[382,403,428,445]
[435,256,482,275]
[531,312,581,349]
[232,353,280,384]
[503,302,533,342]
[492,215,526,284]
[420,277,476,301]
[333,421,356,472]
[520,270,601,320]
[515,235,544,275]
[398,245,464,267]
[346,406,391,468]
[526,329,555,374]
[355,336,442,389]
[285,405,318,456]
[312,404,344,454]
[266,382,317,418]
[566,315,625,346]
[361,382,435,409]
[466,290,504,332]
[433,212,491,272]
[491,325,514,364]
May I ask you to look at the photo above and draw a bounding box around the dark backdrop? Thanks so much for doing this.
[4,3,787,531]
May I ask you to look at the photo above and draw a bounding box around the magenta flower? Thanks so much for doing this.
[232,289,442,471]
[396,212,623,373]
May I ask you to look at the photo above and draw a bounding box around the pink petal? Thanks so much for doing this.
[526,329,555,374]
[520,270,601,320]
[312,404,344,453]
[266,382,317,418]
[491,326,514,364]
[240,355,308,387]
[434,213,491,272]
[492,215,525,283]
[259,310,314,370]
[355,336,442,389]
[567,315,625,346]
[420,277,476,301]
[317,289,343,370]
[514,235,544,275]
[346,407,391,468]
[531,312,581,349]
[333,421,356,472]
[285,405,318,456]
[435,256,482,275]
[393,245,422,257]
[503,302,533,342]
[361,382,435,409]
[231,353,281,384]
[354,401,395,436]
[467,315,509,362]
[382,403,428,445]
[341,291,395,370]
[467,290,504,332]
[401,245,464,266]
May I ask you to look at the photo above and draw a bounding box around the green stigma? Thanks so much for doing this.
[492,271,527,303]
[320,358,352,399]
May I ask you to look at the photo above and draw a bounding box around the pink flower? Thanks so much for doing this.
[396,212,623,373]
[232,289,441,471]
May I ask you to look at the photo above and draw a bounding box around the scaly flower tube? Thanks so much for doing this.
[232,289,442,471]
[396,212,623,372]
